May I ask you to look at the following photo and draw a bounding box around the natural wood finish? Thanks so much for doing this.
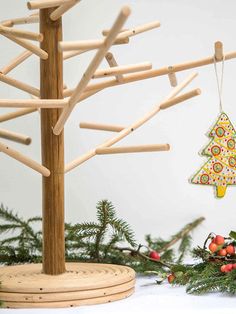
[65,73,198,172]
[96,144,170,155]
[0,263,135,308]
[50,0,81,21]
[27,0,71,10]
[0,25,43,42]
[0,50,32,75]
[0,128,31,145]
[63,49,87,60]
[0,141,50,176]
[3,33,48,60]
[0,15,39,27]
[59,37,130,51]
[53,6,131,135]
[63,45,236,98]
[92,62,152,79]
[160,88,201,109]
[102,20,161,39]
[40,8,65,275]
[0,108,37,123]
[215,41,223,61]
[80,122,125,132]
[168,66,177,87]
[105,52,123,82]
[0,73,40,97]
[0,99,68,108]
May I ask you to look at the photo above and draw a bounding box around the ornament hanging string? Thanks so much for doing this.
[213,54,225,113]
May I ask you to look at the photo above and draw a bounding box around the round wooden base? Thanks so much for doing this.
[0,262,135,308]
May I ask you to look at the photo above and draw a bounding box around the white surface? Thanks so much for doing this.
[1,276,236,313]
[1,1,236,245]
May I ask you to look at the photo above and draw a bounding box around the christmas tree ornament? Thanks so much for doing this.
[191,56,236,198]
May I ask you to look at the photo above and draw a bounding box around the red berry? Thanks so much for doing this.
[212,237,216,243]
[226,245,235,255]
[209,242,218,253]
[232,264,236,269]
[218,248,227,256]
[215,235,225,245]
[221,265,227,272]
[225,264,233,272]
[167,274,175,283]
[149,251,160,260]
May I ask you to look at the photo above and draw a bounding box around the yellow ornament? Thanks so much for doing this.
[191,112,236,198]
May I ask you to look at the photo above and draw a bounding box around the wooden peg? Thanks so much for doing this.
[53,6,131,135]
[0,20,14,27]
[58,37,129,52]
[102,29,129,36]
[27,0,71,10]
[167,66,177,87]
[92,62,152,79]
[105,52,123,82]
[9,15,39,26]
[0,141,50,176]
[50,0,81,21]
[0,108,37,123]
[0,99,68,108]
[0,25,43,42]
[3,33,48,60]
[63,50,87,60]
[0,73,40,97]
[215,41,223,61]
[80,122,125,132]
[96,144,170,155]
[0,128,31,145]
[0,51,32,75]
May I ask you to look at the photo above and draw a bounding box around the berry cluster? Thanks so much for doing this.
[208,235,235,256]
[220,263,236,273]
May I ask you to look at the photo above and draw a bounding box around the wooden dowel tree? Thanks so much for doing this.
[0,1,234,309]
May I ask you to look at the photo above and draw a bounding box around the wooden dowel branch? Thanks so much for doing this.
[80,122,125,132]
[0,108,37,123]
[215,41,223,61]
[0,50,33,75]
[102,20,161,39]
[0,25,43,42]
[0,73,40,97]
[92,62,152,79]
[0,15,39,27]
[63,49,88,60]
[96,144,170,155]
[50,0,81,21]
[0,128,31,145]
[54,6,131,136]
[0,141,50,176]
[59,37,129,52]
[27,0,71,10]
[63,43,236,98]
[65,72,199,172]
[105,52,123,82]
[3,33,48,60]
[0,99,68,108]
[168,66,177,87]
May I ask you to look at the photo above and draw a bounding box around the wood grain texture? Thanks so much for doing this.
[40,8,65,275]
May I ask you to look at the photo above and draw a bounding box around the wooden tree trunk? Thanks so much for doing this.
[40,8,65,275]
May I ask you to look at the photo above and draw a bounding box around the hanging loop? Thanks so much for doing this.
[213,50,225,113]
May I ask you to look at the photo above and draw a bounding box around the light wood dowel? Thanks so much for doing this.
[168,66,177,87]
[0,99,68,108]
[50,0,81,21]
[65,73,198,172]
[215,41,223,61]
[27,0,71,10]
[0,141,50,176]
[1,15,39,27]
[0,128,31,145]
[64,45,236,98]
[102,20,161,39]
[92,62,152,79]
[80,122,125,132]
[96,144,170,155]
[159,88,201,109]
[105,52,123,82]
[0,108,37,123]
[0,73,40,97]
[0,51,32,75]
[54,6,131,135]
[0,20,13,27]
[59,37,129,52]
[0,25,43,42]
[3,33,48,60]
[63,50,87,60]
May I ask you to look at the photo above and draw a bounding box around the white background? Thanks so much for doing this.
[1,0,236,247]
